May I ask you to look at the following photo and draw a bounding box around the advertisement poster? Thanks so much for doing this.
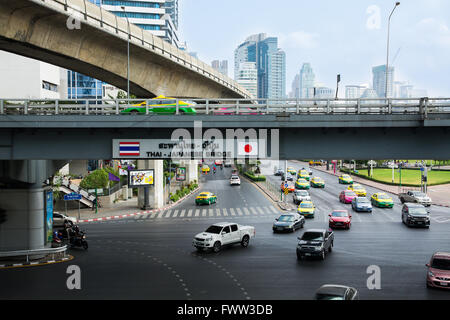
[129,169,154,187]
[45,190,53,243]
[176,167,186,181]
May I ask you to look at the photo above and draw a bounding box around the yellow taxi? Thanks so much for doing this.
[338,174,353,184]
[347,183,367,196]
[297,201,315,218]
[201,165,210,173]
[195,192,217,205]
[371,193,394,208]
[297,169,310,181]
[287,167,297,175]
[310,176,325,188]
[295,178,310,190]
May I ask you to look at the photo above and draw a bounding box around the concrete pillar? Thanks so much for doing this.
[0,187,46,251]
[186,160,199,184]
[137,160,164,209]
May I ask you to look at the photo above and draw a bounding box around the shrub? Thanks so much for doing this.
[80,169,109,189]
[244,171,266,182]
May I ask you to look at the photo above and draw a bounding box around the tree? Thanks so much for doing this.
[80,169,109,189]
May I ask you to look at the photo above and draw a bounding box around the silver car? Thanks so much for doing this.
[293,190,311,205]
[315,285,359,300]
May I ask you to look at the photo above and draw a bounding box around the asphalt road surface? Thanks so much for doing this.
[0,163,449,300]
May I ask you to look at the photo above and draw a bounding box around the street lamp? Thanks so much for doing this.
[385,2,400,98]
[121,6,130,100]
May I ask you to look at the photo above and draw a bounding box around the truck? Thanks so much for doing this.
[398,190,432,207]
[193,222,255,253]
[296,229,334,260]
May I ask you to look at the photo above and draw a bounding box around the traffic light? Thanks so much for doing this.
[0,208,7,224]
[422,176,427,183]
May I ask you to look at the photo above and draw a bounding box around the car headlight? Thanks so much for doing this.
[314,246,322,251]
[428,271,435,277]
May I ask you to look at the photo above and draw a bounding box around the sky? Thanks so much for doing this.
[179,0,450,97]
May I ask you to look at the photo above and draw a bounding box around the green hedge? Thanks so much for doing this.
[340,168,450,187]
[170,181,198,202]
[244,171,266,182]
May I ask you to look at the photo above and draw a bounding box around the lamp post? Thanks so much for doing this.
[385,2,400,99]
[121,6,130,100]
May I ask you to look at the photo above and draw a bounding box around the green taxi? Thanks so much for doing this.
[310,177,325,188]
[371,193,394,208]
[297,201,315,218]
[297,169,310,181]
[295,178,310,190]
[195,192,217,205]
[338,174,353,184]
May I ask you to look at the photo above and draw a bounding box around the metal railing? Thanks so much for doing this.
[1,97,449,116]
[32,0,251,98]
[0,245,68,263]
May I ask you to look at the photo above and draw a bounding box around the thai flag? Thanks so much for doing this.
[119,142,140,157]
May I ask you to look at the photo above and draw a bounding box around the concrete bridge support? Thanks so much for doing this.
[0,160,64,251]
[137,160,164,210]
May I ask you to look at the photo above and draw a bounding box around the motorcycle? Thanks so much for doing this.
[69,228,88,250]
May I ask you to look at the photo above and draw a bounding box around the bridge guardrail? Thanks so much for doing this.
[0,98,449,116]
[35,0,251,99]
[0,245,68,263]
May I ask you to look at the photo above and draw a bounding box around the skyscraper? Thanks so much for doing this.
[211,60,228,77]
[299,63,315,98]
[234,33,285,100]
[345,85,368,99]
[372,65,394,98]
[236,62,257,98]
[289,74,300,99]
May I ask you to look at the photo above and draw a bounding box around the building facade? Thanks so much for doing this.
[372,64,394,98]
[267,49,286,101]
[299,63,315,99]
[345,85,368,99]
[211,60,228,77]
[236,62,257,99]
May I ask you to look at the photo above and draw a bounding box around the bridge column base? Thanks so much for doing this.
[0,187,48,252]
[137,160,164,210]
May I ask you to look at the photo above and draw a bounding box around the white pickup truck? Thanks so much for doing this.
[193,222,255,253]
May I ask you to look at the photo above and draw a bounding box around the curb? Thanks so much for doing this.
[242,175,292,212]
[0,255,74,270]
[78,187,201,224]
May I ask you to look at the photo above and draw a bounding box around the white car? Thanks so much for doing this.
[53,212,78,228]
[230,175,241,185]
[193,222,255,253]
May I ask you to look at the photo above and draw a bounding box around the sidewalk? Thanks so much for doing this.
[296,161,450,208]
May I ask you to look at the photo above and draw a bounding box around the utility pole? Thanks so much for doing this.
[121,6,130,100]
[385,2,400,99]
[335,74,341,100]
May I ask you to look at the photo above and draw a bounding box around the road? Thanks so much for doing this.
[0,163,449,300]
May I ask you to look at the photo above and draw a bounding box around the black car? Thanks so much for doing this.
[315,285,359,300]
[401,203,430,228]
[274,169,284,176]
[273,213,305,233]
[297,229,334,260]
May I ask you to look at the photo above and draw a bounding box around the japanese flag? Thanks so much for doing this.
[237,141,258,156]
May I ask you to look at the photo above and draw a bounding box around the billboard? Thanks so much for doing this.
[128,169,154,187]
[44,190,53,244]
[176,167,186,181]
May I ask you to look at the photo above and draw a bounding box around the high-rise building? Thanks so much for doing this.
[289,74,300,99]
[372,64,394,98]
[345,85,368,99]
[68,0,181,101]
[236,62,257,98]
[234,33,285,99]
[299,63,315,98]
[314,87,334,99]
[211,60,228,77]
[268,49,286,101]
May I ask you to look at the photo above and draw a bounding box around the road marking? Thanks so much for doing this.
[209,209,214,217]
[250,207,258,215]
[270,206,278,213]
[216,208,221,216]
[236,208,244,216]
[180,210,186,217]
[263,206,271,214]
[149,213,157,219]
[378,208,395,221]
[165,210,172,218]
[243,207,251,215]
[202,209,207,217]
[157,211,164,218]
[230,208,236,216]
[173,210,179,218]
[223,208,228,216]
[256,207,265,215]
[187,209,193,217]
[353,212,362,222]
[194,209,200,217]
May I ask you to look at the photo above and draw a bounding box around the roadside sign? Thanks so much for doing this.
[64,193,82,201]
[284,188,289,195]
[284,183,288,188]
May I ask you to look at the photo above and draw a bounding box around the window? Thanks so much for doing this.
[230,225,238,232]
[222,226,231,234]
[42,80,58,92]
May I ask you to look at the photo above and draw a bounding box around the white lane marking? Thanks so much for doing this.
[244,207,251,215]
[164,210,172,218]
[180,210,185,217]
[236,208,244,216]
[157,211,164,219]
[270,206,278,213]
[250,207,258,215]
[223,208,228,216]
[216,208,221,216]
[209,209,214,217]
[378,208,395,221]
[173,210,179,218]
[202,209,207,217]
[194,209,200,217]
[187,209,193,217]
[149,213,157,219]
[256,207,265,215]
[263,206,271,214]
[230,208,236,216]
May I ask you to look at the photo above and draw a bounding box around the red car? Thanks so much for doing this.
[339,190,357,204]
[426,252,450,289]
[329,210,352,229]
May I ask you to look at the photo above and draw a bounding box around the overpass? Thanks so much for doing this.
[1,97,450,159]
[0,0,251,99]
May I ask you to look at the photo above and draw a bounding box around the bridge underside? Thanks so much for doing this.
[0,126,449,160]
[0,0,243,99]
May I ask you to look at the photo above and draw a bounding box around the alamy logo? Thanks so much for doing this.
[366,265,381,290]
[66,5,83,30]
[366,5,381,30]
[66,265,81,290]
